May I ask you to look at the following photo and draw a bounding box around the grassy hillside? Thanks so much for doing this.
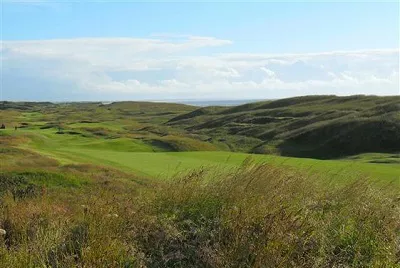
[1,128,398,181]
[168,95,400,158]
[0,140,399,267]
[3,95,399,159]
[1,95,399,178]
[1,96,399,266]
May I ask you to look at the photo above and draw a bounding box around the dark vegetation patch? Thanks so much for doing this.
[18,122,30,128]
[80,127,118,138]
[168,95,400,158]
[0,173,42,200]
[78,120,99,124]
[369,159,400,164]
[56,130,82,135]
[277,117,400,158]
[40,122,62,129]
[10,171,85,188]
[147,139,177,152]
[145,136,218,152]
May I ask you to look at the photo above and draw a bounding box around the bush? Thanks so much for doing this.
[0,173,42,200]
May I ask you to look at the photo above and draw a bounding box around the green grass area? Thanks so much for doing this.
[38,149,400,182]
[2,96,399,184]
[1,97,399,267]
[67,121,125,131]
[4,95,399,159]
[4,128,396,182]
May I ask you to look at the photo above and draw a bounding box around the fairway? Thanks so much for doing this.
[0,123,394,183]
[5,128,395,182]
[41,150,400,182]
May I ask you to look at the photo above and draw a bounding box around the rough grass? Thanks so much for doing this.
[1,97,399,266]
[168,95,400,158]
[0,162,398,267]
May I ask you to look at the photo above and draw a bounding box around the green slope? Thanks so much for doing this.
[168,95,400,158]
[10,129,397,182]
[1,96,399,182]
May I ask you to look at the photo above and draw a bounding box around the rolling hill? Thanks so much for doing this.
[167,95,400,158]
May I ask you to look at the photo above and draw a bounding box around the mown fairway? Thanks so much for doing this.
[2,127,398,182]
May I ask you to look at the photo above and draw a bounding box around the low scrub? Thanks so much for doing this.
[169,95,400,158]
[278,117,400,158]
[0,162,398,267]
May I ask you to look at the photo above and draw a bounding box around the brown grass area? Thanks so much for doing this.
[0,159,399,267]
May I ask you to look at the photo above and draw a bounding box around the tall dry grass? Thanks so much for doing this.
[0,160,399,267]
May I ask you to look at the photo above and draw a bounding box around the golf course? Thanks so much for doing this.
[3,127,399,181]
[1,96,399,267]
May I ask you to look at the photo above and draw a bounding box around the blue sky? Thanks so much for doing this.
[1,1,399,101]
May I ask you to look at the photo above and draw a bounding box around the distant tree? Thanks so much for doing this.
[0,124,5,129]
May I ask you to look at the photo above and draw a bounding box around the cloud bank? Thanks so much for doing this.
[1,36,399,101]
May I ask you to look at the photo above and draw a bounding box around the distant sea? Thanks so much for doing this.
[160,99,267,107]
[54,99,269,107]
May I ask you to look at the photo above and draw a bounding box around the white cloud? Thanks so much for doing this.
[260,67,276,77]
[1,36,399,101]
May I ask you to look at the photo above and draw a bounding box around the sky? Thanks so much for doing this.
[1,1,399,101]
